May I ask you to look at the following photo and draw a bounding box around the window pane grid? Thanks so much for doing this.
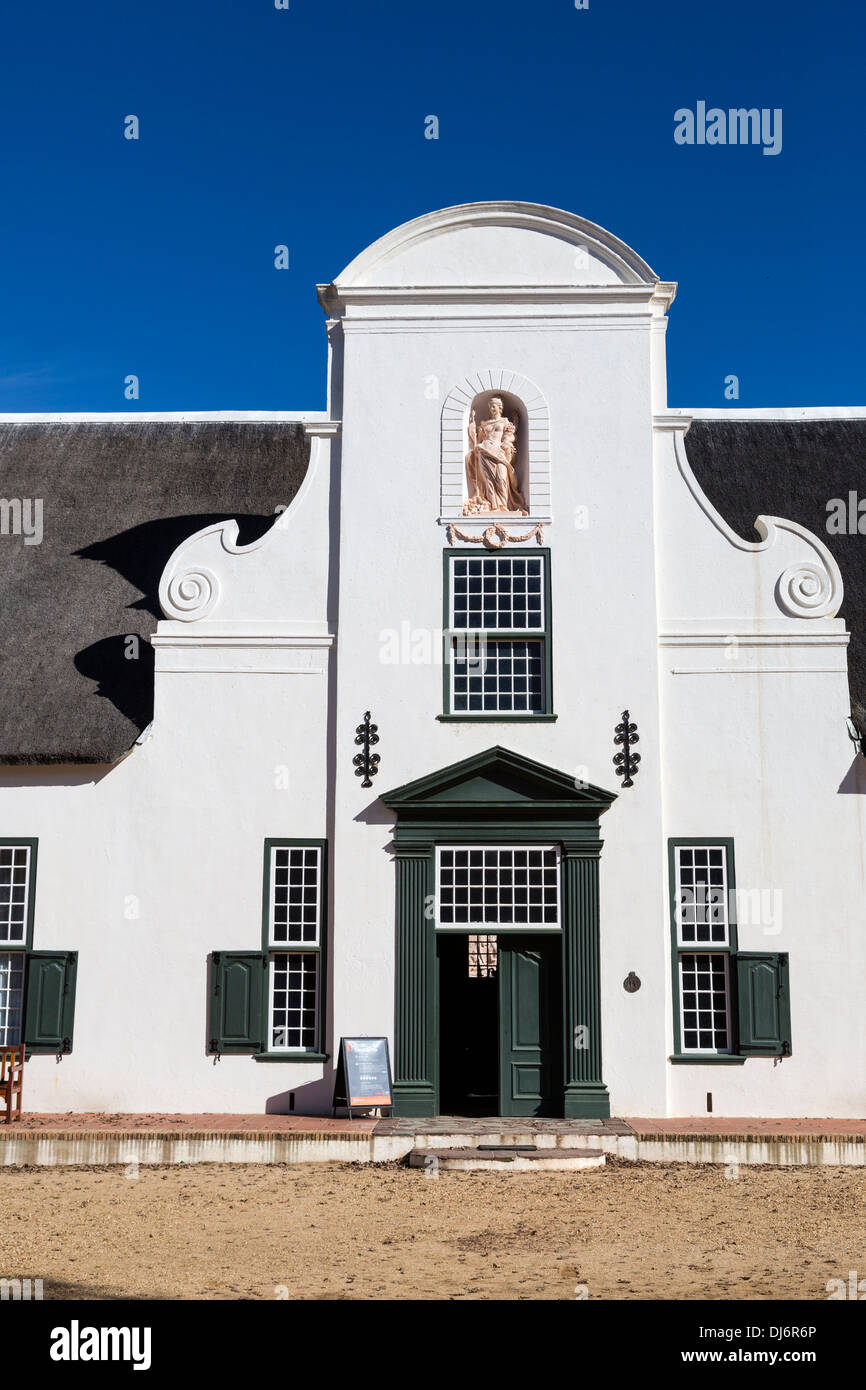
[438,847,560,927]
[0,846,30,945]
[452,638,544,713]
[676,845,729,946]
[451,556,544,632]
[679,952,731,1053]
[0,951,25,1046]
[270,952,319,1052]
[270,846,321,946]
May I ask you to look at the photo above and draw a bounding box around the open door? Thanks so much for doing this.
[498,936,561,1116]
[438,934,499,1115]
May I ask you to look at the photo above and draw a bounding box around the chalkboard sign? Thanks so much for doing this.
[332,1037,393,1118]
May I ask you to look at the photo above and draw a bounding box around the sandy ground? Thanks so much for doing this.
[0,1159,863,1301]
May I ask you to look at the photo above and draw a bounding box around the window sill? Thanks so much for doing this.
[669,1054,747,1066]
[252,1052,330,1064]
[437,714,557,723]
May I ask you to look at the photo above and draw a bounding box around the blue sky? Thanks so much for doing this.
[0,0,863,411]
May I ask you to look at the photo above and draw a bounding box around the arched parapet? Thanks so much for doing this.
[440,370,551,522]
[327,201,662,292]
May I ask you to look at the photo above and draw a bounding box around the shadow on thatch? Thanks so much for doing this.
[70,513,276,735]
[74,636,156,731]
[76,513,278,621]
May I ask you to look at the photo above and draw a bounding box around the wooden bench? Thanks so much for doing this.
[0,1045,24,1124]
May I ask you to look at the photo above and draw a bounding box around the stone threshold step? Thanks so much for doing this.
[407,1146,605,1171]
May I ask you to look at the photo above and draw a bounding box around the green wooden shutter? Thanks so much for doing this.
[736,952,792,1056]
[24,951,78,1054]
[209,952,266,1054]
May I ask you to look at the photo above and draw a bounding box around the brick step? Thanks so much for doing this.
[407,1145,605,1172]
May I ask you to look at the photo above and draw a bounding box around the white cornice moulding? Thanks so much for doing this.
[0,411,326,424]
[304,421,341,437]
[659,619,847,641]
[657,407,866,423]
[152,624,335,645]
[319,284,673,315]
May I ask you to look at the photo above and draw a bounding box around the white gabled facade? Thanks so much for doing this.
[1,202,863,1117]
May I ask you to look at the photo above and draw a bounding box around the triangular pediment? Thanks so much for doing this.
[382,746,616,815]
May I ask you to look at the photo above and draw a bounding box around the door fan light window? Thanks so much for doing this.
[437,847,560,928]
[447,554,550,715]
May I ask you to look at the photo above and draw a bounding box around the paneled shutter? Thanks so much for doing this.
[24,951,78,1054]
[209,951,266,1054]
[736,952,792,1056]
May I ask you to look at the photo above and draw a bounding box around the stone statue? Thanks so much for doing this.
[463,397,528,516]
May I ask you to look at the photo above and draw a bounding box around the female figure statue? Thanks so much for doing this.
[463,397,528,515]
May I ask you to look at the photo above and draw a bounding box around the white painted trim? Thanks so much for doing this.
[323,285,668,307]
[670,666,845,675]
[659,407,866,421]
[0,411,325,424]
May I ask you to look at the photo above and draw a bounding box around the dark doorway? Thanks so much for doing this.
[438,934,499,1115]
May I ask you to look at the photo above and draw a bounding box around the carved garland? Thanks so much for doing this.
[446,522,545,549]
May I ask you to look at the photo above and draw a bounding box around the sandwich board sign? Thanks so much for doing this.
[332,1036,393,1118]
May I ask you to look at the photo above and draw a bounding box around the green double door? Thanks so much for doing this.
[438,934,561,1117]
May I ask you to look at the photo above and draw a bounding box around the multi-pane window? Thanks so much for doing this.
[0,952,24,1047]
[672,842,733,1054]
[270,952,319,1051]
[678,953,731,1053]
[266,843,324,1053]
[437,847,560,928]
[675,845,729,945]
[446,553,551,715]
[0,845,31,945]
[270,846,321,945]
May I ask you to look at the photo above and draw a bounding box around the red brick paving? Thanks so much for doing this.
[6,1113,376,1134]
[4,1113,864,1139]
[626,1117,866,1137]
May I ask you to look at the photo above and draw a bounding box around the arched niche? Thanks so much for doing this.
[440,371,551,521]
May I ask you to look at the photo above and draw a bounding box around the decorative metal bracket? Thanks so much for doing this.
[353,711,380,788]
[613,710,641,788]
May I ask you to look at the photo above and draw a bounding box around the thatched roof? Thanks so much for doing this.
[0,421,309,763]
[0,415,863,763]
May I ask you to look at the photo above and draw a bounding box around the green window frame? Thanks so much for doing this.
[208,840,329,1062]
[439,548,555,720]
[668,838,792,1063]
[0,839,78,1056]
